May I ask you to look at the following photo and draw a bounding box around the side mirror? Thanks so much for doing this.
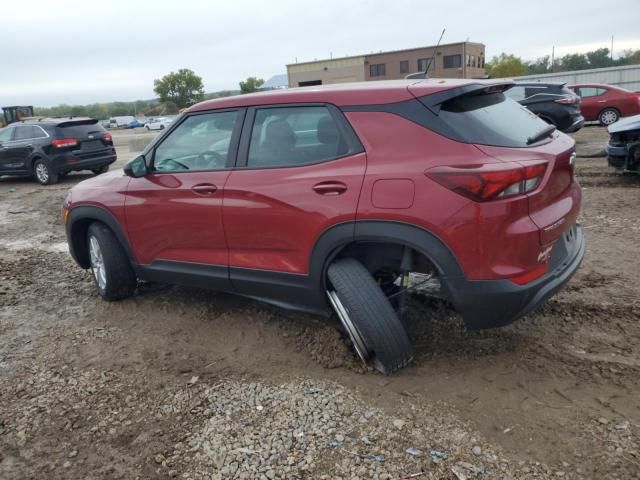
[123,155,148,178]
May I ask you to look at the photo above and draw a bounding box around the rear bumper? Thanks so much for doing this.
[53,151,117,173]
[563,115,585,133]
[447,224,585,329]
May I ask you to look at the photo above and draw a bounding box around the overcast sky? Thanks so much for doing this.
[1,0,639,107]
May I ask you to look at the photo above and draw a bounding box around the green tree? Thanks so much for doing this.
[616,49,640,66]
[153,68,205,109]
[485,53,528,78]
[239,77,264,94]
[586,48,611,68]
[526,55,551,75]
[558,53,590,71]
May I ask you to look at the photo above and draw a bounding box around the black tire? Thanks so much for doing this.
[145,125,150,131]
[33,158,58,185]
[159,124,165,130]
[599,108,620,126]
[87,222,136,301]
[92,164,110,175]
[327,258,414,374]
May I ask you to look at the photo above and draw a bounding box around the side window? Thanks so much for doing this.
[247,106,348,168]
[32,126,48,139]
[504,86,526,102]
[0,127,14,142]
[524,86,547,98]
[153,110,238,172]
[13,126,33,141]
[400,60,409,74]
[579,87,604,98]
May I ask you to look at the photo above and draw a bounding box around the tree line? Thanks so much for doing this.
[23,69,264,120]
[486,48,640,78]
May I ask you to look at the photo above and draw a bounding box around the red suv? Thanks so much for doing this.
[64,80,585,373]
[569,83,640,125]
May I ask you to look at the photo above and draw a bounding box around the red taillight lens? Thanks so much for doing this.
[554,95,578,105]
[102,132,112,142]
[52,138,79,148]
[427,160,548,202]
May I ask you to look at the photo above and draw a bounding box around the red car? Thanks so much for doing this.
[64,80,585,373]
[569,83,640,125]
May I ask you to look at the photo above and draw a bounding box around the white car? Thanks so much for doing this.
[145,117,173,131]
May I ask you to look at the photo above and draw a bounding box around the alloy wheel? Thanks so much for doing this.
[89,236,107,290]
[35,163,49,183]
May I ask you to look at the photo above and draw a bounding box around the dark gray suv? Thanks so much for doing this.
[0,118,116,185]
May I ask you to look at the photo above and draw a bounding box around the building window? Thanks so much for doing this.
[369,63,386,77]
[443,54,462,69]
[471,55,476,68]
[400,60,409,74]
[417,58,432,72]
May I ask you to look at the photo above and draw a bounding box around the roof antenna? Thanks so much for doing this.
[406,28,445,80]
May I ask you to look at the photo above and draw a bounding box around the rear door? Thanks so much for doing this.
[125,109,244,286]
[574,86,606,120]
[2,125,35,172]
[223,104,366,291]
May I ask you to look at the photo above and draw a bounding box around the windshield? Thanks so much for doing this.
[438,91,551,148]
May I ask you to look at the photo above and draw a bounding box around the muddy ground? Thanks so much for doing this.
[0,126,638,479]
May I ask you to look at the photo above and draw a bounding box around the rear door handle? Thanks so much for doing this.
[598,100,607,103]
[192,183,218,195]
[313,181,347,196]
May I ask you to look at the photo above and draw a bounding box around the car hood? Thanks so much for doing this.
[608,114,640,134]
[72,168,128,192]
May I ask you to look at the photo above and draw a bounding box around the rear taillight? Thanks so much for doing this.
[102,132,112,142]
[554,95,578,105]
[52,138,79,148]
[427,160,548,202]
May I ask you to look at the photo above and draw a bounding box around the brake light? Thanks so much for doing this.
[554,95,578,105]
[102,132,112,142]
[52,138,79,148]
[427,160,548,202]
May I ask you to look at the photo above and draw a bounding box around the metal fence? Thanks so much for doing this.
[512,65,640,91]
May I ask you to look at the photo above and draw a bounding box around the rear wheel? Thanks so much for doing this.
[33,158,58,185]
[599,108,620,126]
[327,258,414,374]
[87,222,136,301]
[92,164,110,175]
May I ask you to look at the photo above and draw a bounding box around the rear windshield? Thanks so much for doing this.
[55,121,105,138]
[438,91,550,148]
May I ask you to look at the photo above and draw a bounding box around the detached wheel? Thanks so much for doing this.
[87,222,136,301]
[92,164,109,175]
[33,158,58,185]
[327,258,414,374]
[599,108,620,126]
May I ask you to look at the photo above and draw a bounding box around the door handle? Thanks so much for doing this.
[597,100,607,103]
[192,183,218,195]
[313,181,347,196]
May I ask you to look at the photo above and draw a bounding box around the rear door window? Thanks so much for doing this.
[438,91,550,148]
[247,106,348,168]
[578,87,605,98]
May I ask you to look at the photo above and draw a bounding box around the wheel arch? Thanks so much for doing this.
[309,220,465,297]
[66,205,137,270]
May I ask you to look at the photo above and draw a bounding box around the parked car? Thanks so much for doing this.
[63,80,585,373]
[606,113,640,173]
[0,118,116,185]
[109,116,135,128]
[504,82,584,133]
[145,117,173,131]
[568,84,640,126]
[123,119,145,129]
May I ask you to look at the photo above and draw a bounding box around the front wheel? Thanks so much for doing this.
[33,158,58,185]
[87,222,137,301]
[327,258,414,374]
[599,108,620,126]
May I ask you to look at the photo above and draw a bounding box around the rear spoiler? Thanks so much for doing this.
[415,82,515,115]
[56,118,99,127]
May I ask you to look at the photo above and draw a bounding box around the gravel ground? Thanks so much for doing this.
[0,126,639,479]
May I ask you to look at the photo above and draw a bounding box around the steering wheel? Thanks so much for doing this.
[194,150,225,170]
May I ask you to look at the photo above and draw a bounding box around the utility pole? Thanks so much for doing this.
[611,35,614,65]
[551,46,555,73]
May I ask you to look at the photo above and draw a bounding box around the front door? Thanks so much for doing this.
[0,127,15,172]
[223,104,366,302]
[125,109,244,287]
